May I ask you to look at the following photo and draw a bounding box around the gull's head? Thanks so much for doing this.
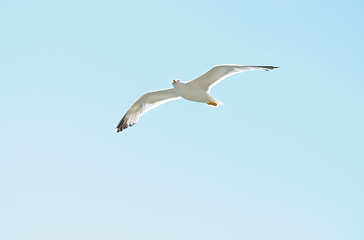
[172,79,180,85]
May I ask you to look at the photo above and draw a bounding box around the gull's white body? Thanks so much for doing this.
[173,82,222,106]
[115,64,279,133]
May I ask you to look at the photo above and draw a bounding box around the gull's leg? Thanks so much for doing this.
[207,101,218,106]
[206,94,223,107]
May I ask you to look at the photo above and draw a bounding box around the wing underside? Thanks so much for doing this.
[115,88,181,132]
[188,65,279,91]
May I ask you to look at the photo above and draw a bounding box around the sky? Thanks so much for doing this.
[1,0,364,239]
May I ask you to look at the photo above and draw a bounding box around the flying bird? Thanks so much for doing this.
[115,64,279,133]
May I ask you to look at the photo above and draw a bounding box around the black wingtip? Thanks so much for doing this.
[115,116,137,134]
[257,65,280,70]
[115,115,129,133]
[255,66,279,71]
[114,125,127,134]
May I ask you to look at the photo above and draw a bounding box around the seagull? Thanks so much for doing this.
[115,64,279,133]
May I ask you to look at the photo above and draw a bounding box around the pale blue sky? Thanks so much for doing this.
[1,0,363,239]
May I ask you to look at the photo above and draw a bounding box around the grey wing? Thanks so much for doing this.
[115,88,181,133]
[188,65,279,92]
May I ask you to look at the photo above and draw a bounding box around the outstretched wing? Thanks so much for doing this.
[115,88,181,133]
[188,65,279,92]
